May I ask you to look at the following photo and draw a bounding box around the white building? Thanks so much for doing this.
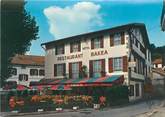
[153,58,163,68]
[41,23,152,100]
[6,55,45,87]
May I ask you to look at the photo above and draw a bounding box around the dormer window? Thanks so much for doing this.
[70,41,81,53]
[91,36,103,49]
[55,44,64,55]
[114,33,121,45]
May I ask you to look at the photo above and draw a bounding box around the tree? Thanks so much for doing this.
[1,0,39,87]
[150,43,165,60]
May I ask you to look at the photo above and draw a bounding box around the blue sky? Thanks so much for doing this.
[25,0,165,55]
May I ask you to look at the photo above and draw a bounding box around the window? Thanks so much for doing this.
[19,74,28,81]
[91,36,103,49]
[94,38,101,48]
[135,84,140,97]
[39,69,44,76]
[54,64,65,76]
[129,85,134,96]
[113,57,123,71]
[55,45,64,55]
[30,69,38,76]
[70,42,80,53]
[71,62,80,79]
[10,68,17,75]
[93,60,102,77]
[114,34,121,45]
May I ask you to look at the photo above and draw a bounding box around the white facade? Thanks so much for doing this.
[43,23,152,100]
[7,65,44,87]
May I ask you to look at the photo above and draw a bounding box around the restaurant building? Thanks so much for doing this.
[6,55,45,87]
[41,23,152,100]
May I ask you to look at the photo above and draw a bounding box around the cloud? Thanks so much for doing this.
[43,2,103,39]
[97,0,161,3]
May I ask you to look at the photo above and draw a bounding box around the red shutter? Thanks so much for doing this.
[63,63,66,76]
[54,64,57,76]
[62,45,65,54]
[121,32,125,44]
[91,38,94,49]
[79,62,82,77]
[89,60,93,77]
[78,42,81,51]
[69,63,72,78]
[70,43,73,53]
[123,56,128,72]
[110,35,114,47]
[100,36,104,48]
[109,58,113,73]
[101,59,105,76]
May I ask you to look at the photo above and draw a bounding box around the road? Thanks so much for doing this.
[1,99,165,117]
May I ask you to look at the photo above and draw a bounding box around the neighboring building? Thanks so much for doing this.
[6,55,45,87]
[41,23,152,100]
[161,0,165,31]
[152,68,165,97]
[153,58,163,68]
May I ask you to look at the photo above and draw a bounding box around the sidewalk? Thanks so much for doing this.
[1,98,164,117]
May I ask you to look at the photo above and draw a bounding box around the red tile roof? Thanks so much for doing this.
[152,58,162,64]
[11,55,44,66]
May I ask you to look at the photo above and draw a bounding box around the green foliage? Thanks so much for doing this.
[1,0,39,87]
[150,43,165,60]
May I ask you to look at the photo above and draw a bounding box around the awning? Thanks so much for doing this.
[32,75,124,87]
[30,85,72,91]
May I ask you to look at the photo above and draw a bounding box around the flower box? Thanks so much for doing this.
[93,104,100,109]
[73,106,79,110]
[37,109,44,112]
[56,107,63,112]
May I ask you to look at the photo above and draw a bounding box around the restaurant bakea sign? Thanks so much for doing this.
[57,50,108,61]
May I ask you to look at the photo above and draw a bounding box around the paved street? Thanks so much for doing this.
[1,99,165,117]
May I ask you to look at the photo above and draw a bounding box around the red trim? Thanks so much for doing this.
[69,63,72,78]
[109,58,113,73]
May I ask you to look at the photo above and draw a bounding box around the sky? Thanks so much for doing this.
[25,0,165,55]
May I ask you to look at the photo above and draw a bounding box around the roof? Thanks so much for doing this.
[41,23,150,49]
[11,55,44,66]
[152,68,165,76]
[152,58,162,64]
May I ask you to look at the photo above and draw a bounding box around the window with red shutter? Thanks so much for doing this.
[70,41,81,53]
[123,56,128,72]
[109,58,113,73]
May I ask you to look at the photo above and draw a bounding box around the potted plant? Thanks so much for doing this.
[80,65,88,78]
